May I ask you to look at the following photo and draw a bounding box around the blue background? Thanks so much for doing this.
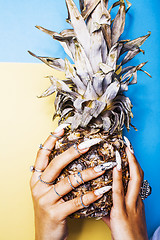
[0,0,160,237]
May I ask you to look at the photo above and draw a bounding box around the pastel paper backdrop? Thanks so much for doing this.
[0,0,160,239]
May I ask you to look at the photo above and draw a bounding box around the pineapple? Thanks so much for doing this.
[29,0,151,218]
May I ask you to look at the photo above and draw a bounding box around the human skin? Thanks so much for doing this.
[30,128,148,240]
[30,128,108,240]
[102,148,148,240]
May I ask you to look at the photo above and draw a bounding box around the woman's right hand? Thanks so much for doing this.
[30,126,112,240]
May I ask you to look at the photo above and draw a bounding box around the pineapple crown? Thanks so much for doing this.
[29,0,151,133]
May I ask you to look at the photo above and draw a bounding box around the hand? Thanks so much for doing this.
[30,127,110,240]
[103,146,148,240]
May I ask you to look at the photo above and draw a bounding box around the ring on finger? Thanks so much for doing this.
[38,174,55,185]
[73,143,81,156]
[53,185,62,197]
[39,144,52,152]
[30,166,44,173]
[77,171,84,184]
[139,180,152,200]
[50,132,62,139]
[80,194,89,208]
[67,175,76,190]
[73,174,81,185]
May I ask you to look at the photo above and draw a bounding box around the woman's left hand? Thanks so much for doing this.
[102,146,148,240]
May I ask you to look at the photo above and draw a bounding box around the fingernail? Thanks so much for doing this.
[116,151,121,171]
[94,162,117,172]
[124,136,134,154]
[94,186,112,196]
[54,124,70,133]
[78,138,102,150]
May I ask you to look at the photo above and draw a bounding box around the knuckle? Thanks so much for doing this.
[31,184,41,200]
[113,188,124,196]
[48,207,59,220]
[68,146,78,158]
[135,176,142,185]
[73,197,82,209]
[84,193,93,204]
[50,161,61,174]
[112,207,124,218]
[48,210,55,220]
[38,197,46,209]
[31,188,38,200]
[29,175,37,189]
[82,169,92,181]
[89,168,97,177]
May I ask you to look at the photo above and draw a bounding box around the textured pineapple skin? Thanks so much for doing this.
[49,128,129,218]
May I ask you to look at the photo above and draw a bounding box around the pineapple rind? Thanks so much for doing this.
[49,129,129,218]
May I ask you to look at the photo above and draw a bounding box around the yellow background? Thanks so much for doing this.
[0,63,111,240]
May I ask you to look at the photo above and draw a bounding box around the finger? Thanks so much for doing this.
[30,127,65,188]
[112,151,125,212]
[125,147,143,208]
[40,145,89,183]
[112,167,125,212]
[56,186,112,220]
[30,145,80,198]
[35,129,65,170]
[40,138,101,183]
[41,166,107,204]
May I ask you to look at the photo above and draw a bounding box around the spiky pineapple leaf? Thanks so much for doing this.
[120,48,141,66]
[126,0,132,12]
[64,58,86,94]
[66,0,91,56]
[92,71,105,96]
[121,32,151,55]
[121,62,148,82]
[80,0,101,20]
[110,112,119,134]
[102,116,111,131]
[111,2,126,46]
[36,25,75,61]
[38,76,75,98]
[79,0,84,12]
[99,63,114,74]
[28,51,65,71]
[59,108,74,122]
[91,100,106,118]
[74,41,93,85]
[84,81,98,100]
[106,43,123,70]
[81,106,93,127]
[38,85,57,98]
[36,25,75,40]
[99,80,120,103]
[73,98,86,112]
[29,0,151,133]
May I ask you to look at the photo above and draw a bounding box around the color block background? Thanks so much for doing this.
[0,0,160,239]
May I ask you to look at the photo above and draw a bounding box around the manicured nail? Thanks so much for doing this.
[54,124,70,133]
[94,162,117,172]
[78,138,102,150]
[124,136,134,154]
[116,151,121,171]
[94,186,112,196]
